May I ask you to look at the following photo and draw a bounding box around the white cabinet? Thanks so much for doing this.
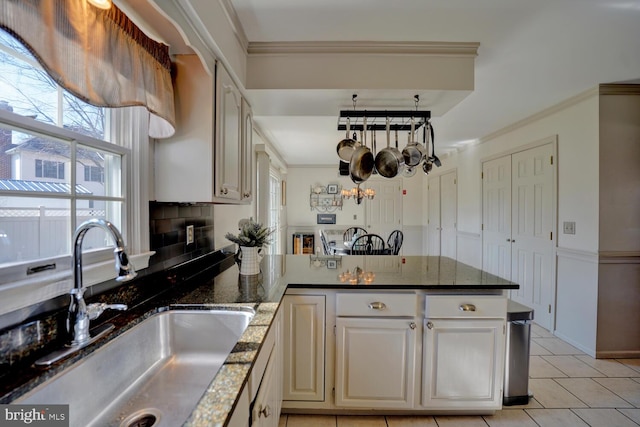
[251,309,282,427]
[215,64,243,200]
[334,292,417,409]
[422,295,506,410]
[335,317,416,408]
[154,56,253,203]
[282,295,325,402]
[241,98,253,201]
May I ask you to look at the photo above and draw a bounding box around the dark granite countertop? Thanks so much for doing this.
[2,255,517,426]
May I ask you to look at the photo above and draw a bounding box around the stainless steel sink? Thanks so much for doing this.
[15,308,255,427]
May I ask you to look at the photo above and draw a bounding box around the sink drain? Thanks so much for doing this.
[126,414,156,427]
[120,409,161,427]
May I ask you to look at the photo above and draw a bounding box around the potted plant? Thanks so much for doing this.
[225,219,274,275]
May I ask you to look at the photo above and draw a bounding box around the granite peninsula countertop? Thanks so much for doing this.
[3,255,517,426]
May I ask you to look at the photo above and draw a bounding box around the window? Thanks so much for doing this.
[84,165,104,183]
[268,171,281,254]
[35,159,65,179]
[0,28,134,277]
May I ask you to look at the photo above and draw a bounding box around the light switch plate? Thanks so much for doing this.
[186,225,194,244]
[563,221,576,234]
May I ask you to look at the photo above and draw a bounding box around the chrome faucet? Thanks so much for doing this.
[36,219,136,366]
[67,218,136,346]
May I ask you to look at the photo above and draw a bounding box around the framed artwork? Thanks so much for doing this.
[327,184,339,194]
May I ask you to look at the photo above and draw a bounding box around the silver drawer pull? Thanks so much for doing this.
[426,321,434,330]
[259,404,271,418]
[409,322,417,330]
[459,304,476,312]
[368,302,387,310]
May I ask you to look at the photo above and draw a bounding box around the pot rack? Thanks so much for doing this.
[337,110,431,132]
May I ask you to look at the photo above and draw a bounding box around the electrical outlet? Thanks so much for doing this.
[353,214,357,220]
[563,221,576,235]
[186,225,194,244]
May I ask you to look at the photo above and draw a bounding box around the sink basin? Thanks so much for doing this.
[15,308,255,427]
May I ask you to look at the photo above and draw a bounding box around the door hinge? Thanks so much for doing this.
[503,324,506,335]
[454,178,457,185]
[481,223,484,231]
[333,325,336,336]
[548,304,552,314]
[481,171,484,179]
[550,231,553,240]
[550,155,554,165]
[332,388,335,397]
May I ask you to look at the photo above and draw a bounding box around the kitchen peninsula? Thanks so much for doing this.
[3,254,517,426]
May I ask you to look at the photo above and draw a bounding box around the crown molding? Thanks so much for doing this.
[218,0,249,51]
[247,41,480,57]
[599,83,640,95]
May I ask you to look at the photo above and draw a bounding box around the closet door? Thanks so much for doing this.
[427,176,441,256]
[510,143,555,329]
[482,156,512,279]
[482,143,556,330]
[440,171,457,259]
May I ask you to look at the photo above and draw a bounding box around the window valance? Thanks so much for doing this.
[0,0,175,138]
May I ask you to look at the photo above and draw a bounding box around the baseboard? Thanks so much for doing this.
[595,350,640,359]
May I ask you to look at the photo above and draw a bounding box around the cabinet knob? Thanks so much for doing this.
[368,302,387,310]
[221,187,228,195]
[259,405,271,418]
[409,322,417,330]
[244,192,251,198]
[426,321,434,330]
[459,304,476,312]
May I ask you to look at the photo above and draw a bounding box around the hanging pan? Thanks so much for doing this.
[427,121,441,167]
[349,117,374,184]
[402,117,425,167]
[336,117,360,162]
[374,118,405,178]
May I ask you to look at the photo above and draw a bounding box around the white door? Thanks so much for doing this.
[335,317,416,408]
[428,171,457,258]
[440,171,457,259]
[482,156,512,279]
[365,178,402,246]
[427,177,441,255]
[510,144,555,329]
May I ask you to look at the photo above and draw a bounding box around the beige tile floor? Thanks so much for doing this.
[279,324,640,427]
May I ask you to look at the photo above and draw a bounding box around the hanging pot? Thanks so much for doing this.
[402,117,425,167]
[349,117,374,184]
[374,118,405,178]
[422,123,433,174]
[336,117,360,162]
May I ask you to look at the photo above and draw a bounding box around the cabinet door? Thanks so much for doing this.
[251,347,279,427]
[422,319,505,409]
[241,98,253,201]
[282,295,325,401]
[335,317,416,408]
[215,64,242,200]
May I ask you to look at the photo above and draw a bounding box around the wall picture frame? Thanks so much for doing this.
[327,184,339,194]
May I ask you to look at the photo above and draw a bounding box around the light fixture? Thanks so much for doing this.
[87,0,112,10]
[341,185,375,205]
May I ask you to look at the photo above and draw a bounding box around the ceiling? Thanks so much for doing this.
[126,0,640,166]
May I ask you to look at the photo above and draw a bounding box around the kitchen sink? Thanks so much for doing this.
[15,308,255,427]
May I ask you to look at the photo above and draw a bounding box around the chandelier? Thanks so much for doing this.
[341,185,375,204]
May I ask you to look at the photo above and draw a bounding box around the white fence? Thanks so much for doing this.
[0,207,107,263]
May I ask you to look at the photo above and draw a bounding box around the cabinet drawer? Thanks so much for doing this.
[336,292,417,317]
[425,295,507,319]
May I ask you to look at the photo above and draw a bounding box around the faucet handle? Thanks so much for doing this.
[86,303,128,320]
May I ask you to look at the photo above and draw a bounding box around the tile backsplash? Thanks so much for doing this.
[149,202,216,269]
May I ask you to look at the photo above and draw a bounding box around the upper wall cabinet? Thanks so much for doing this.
[155,56,253,204]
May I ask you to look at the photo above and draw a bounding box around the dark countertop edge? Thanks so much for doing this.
[286,283,519,290]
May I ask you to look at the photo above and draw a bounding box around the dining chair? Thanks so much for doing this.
[343,226,367,243]
[319,229,348,255]
[350,233,386,255]
[387,230,404,255]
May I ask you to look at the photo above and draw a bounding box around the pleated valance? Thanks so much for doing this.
[0,0,175,138]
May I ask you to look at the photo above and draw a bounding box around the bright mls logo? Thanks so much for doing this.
[0,405,68,426]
